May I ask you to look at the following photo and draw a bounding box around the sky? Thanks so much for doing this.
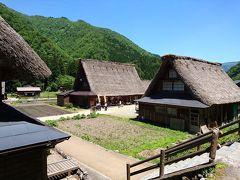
[1,0,240,63]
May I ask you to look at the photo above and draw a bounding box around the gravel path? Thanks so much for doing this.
[56,135,153,180]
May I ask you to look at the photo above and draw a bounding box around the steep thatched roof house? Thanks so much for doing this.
[0,16,69,180]
[0,16,51,81]
[138,54,240,133]
[58,59,147,108]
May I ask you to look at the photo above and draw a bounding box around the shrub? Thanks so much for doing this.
[59,117,67,121]
[72,114,82,120]
[88,111,99,118]
[56,75,74,90]
[65,103,73,109]
[81,114,86,119]
[47,82,58,92]
[46,120,58,127]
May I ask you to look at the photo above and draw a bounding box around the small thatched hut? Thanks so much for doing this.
[0,16,69,180]
[57,59,147,108]
[138,54,240,133]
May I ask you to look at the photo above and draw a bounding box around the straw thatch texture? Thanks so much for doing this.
[80,59,145,96]
[0,16,51,81]
[146,54,240,106]
[142,80,151,91]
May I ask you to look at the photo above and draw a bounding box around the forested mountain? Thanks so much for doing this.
[0,3,161,87]
[222,61,240,72]
[227,63,240,80]
[27,16,161,79]
[0,3,74,80]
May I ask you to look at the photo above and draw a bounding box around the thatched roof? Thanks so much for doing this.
[145,54,240,106]
[0,16,51,81]
[142,80,151,91]
[78,59,145,96]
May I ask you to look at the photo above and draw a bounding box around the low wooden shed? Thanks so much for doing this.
[138,55,240,133]
[0,16,70,180]
[58,59,147,108]
[17,86,41,97]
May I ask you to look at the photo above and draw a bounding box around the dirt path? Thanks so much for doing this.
[56,135,152,180]
[38,105,136,122]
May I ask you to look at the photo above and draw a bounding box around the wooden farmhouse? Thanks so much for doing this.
[138,54,240,133]
[58,59,147,108]
[0,16,70,179]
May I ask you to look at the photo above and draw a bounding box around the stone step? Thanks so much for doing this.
[229,142,240,151]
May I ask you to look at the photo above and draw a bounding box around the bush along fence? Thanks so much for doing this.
[126,118,240,180]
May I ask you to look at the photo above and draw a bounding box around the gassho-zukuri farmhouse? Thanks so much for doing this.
[0,16,69,180]
[137,54,240,133]
[57,59,150,108]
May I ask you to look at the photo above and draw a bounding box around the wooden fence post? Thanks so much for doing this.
[209,128,219,163]
[159,149,165,177]
[126,163,130,180]
[238,120,240,135]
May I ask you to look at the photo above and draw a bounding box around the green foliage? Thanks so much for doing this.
[64,103,73,109]
[47,82,58,92]
[72,114,83,120]
[27,16,161,79]
[46,120,58,127]
[0,3,161,83]
[59,117,67,121]
[228,62,240,80]
[55,75,74,90]
[40,91,58,98]
[81,114,86,119]
[87,111,99,118]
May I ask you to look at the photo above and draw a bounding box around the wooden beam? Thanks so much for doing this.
[159,150,165,177]
[209,128,219,163]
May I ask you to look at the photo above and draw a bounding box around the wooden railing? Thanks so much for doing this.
[126,118,240,180]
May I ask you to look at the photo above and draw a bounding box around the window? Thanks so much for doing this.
[173,81,184,91]
[190,110,199,126]
[169,69,177,78]
[163,80,184,91]
[163,81,172,91]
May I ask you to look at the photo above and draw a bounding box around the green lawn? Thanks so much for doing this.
[40,91,58,98]
[48,114,191,159]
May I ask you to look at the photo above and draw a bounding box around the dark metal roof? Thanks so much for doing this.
[57,90,74,97]
[137,94,209,108]
[0,103,70,153]
[70,91,97,96]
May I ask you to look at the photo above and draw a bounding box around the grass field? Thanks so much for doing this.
[40,91,58,98]
[52,114,191,159]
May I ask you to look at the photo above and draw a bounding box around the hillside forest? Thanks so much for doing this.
[0,3,161,92]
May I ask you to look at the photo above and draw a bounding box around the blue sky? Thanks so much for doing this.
[1,0,240,63]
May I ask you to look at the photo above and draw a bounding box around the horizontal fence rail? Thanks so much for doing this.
[127,118,240,180]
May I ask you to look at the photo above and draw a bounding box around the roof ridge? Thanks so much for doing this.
[162,54,221,66]
[79,59,135,66]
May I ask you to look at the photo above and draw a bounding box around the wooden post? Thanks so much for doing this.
[238,120,240,136]
[209,128,219,163]
[159,149,165,177]
[126,163,130,180]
